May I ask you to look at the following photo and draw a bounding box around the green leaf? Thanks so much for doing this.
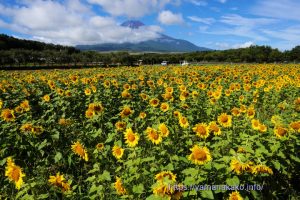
[37,194,49,199]
[182,168,198,177]
[214,163,226,170]
[201,190,214,199]
[51,132,59,140]
[105,132,116,143]
[229,149,236,155]
[38,139,48,150]
[272,160,280,170]
[142,156,155,163]
[226,176,240,186]
[54,152,62,163]
[206,108,212,115]
[146,194,169,200]
[133,184,144,194]
[89,184,98,194]
[164,163,174,171]
[183,176,196,185]
[290,155,300,163]
[86,175,96,182]
[100,170,111,181]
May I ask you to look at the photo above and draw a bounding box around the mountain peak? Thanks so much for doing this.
[121,20,145,29]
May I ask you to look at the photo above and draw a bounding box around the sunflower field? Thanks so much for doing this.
[0,64,300,200]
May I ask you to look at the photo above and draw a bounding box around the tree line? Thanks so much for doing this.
[1,34,300,67]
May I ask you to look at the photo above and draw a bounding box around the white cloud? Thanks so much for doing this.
[158,10,184,25]
[0,0,163,45]
[218,0,227,3]
[252,0,300,21]
[188,16,215,24]
[215,41,255,50]
[261,25,300,50]
[220,14,277,27]
[187,0,207,6]
[87,0,172,18]
[208,14,278,41]
[198,26,209,32]
[233,41,255,48]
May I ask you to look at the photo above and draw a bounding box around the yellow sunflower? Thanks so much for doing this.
[274,126,288,138]
[158,123,169,137]
[146,127,162,145]
[246,107,255,119]
[192,123,210,139]
[124,128,139,147]
[115,121,127,131]
[173,111,181,118]
[289,121,300,133]
[231,107,240,117]
[252,165,273,175]
[258,124,267,133]
[139,112,147,119]
[160,102,169,112]
[20,100,30,111]
[251,119,260,130]
[58,118,71,126]
[149,98,160,107]
[153,182,174,198]
[112,145,124,160]
[230,158,253,175]
[20,123,33,132]
[114,177,127,195]
[43,94,50,102]
[188,145,212,165]
[1,109,15,122]
[179,116,189,128]
[5,157,25,190]
[140,93,148,101]
[48,172,71,192]
[208,121,222,136]
[96,143,105,151]
[120,106,133,118]
[71,141,89,161]
[155,171,177,182]
[85,109,95,119]
[228,191,243,200]
[121,90,131,98]
[217,113,232,128]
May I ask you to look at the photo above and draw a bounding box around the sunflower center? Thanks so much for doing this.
[291,122,300,129]
[277,127,287,136]
[6,113,13,119]
[75,146,85,156]
[94,105,103,112]
[123,109,131,115]
[181,118,187,124]
[253,121,259,127]
[197,126,206,135]
[221,116,228,123]
[115,148,121,155]
[128,134,136,142]
[193,149,207,161]
[11,167,20,181]
[211,124,219,132]
[150,132,159,140]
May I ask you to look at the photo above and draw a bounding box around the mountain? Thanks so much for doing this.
[76,20,210,52]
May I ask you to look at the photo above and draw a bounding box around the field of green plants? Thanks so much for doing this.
[0,64,299,199]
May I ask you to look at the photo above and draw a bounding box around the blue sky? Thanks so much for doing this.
[0,0,300,50]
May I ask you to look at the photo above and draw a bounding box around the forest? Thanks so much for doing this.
[1,34,300,67]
